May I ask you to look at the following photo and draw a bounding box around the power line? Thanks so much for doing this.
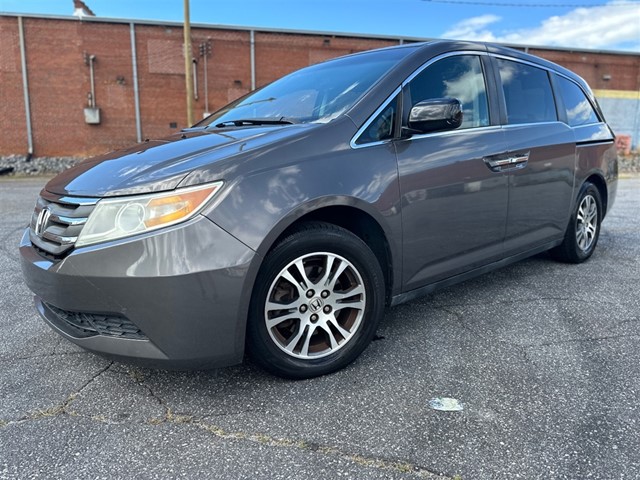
[423,0,639,7]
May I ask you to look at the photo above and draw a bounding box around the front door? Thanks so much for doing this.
[396,54,509,291]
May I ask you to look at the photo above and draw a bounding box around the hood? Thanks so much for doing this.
[45,124,313,197]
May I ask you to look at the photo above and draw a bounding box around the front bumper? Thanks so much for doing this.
[20,214,257,369]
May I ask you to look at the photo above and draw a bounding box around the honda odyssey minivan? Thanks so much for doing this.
[20,40,617,378]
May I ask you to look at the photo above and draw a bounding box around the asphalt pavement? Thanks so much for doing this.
[1,177,639,479]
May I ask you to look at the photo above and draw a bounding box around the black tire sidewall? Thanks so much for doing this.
[570,183,603,261]
[247,224,385,379]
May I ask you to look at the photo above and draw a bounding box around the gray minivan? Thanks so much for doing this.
[20,40,617,378]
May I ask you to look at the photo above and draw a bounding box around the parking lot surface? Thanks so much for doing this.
[1,177,639,479]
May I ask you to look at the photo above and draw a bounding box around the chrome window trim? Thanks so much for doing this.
[493,55,562,125]
[351,51,491,149]
[350,49,603,149]
[491,53,588,91]
[491,53,554,74]
[501,121,567,130]
[491,53,595,91]
[396,51,493,143]
[401,50,490,88]
[400,124,502,143]
[492,54,605,125]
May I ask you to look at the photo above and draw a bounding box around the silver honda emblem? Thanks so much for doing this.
[34,206,52,237]
[309,297,323,312]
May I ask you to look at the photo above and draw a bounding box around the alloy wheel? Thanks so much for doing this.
[264,252,366,360]
[576,194,598,252]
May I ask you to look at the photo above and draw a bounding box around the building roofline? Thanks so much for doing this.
[1,11,639,57]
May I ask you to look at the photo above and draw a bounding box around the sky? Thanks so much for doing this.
[1,0,639,52]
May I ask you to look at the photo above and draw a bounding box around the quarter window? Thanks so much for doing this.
[497,59,557,125]
[356,96,397,144]
[408,55,489,129]
[556,76,600,127]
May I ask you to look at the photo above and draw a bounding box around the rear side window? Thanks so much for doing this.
[408,55,489,129]
[556,76,600,127]
[497,59,557,125]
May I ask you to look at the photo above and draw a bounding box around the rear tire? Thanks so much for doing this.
[247,222,385,379]
[551,182,602,263]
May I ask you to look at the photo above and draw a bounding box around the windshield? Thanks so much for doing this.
[199,46,416,128]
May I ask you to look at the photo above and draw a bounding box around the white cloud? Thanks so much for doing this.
[442,1,640,51]
[443,14,501,41]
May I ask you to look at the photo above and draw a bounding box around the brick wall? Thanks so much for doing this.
[527,48,640,91]
[1,14,638,158]
[0,17,28,155]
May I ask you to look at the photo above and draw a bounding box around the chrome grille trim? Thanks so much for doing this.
[42,231,78,245]
[48,213,88,226]
[29,192,98,258]
[40,190,98,206]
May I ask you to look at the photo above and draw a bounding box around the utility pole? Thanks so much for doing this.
[199,38,212,115]
[183,0,194,126]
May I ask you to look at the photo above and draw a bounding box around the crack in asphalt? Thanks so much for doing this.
[198,409,265,419]
[0,363,453,479]
[0,351,85,362]
[2,404,452,479]
[115,367,269,419]
[521,332,640,348]
[435,305,488,342]
[3,361,114,424]
[192,420,452,479]
[123,368,172,417]
[0,332,84,363]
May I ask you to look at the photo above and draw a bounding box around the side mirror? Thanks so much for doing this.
[405,98,462,135]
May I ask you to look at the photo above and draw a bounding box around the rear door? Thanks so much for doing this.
[491,57,576,255]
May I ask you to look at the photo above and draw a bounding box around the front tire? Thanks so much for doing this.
[551,181,602,263]
[247,222,385,379]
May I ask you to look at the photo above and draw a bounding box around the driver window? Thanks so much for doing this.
[409,55,489,129]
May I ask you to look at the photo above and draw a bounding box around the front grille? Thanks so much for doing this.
[29,192,97,258]
[45,303,148,340]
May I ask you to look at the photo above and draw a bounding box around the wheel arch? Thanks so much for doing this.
[253,199,398,306]
[583,172,608,218]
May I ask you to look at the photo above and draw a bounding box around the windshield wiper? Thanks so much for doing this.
[213,117,297,128]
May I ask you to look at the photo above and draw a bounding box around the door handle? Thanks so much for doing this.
[483,152,529,172]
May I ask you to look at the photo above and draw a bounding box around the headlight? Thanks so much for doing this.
[75,181,223,247]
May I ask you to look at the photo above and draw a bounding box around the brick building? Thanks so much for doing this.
[1,12,639,159]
